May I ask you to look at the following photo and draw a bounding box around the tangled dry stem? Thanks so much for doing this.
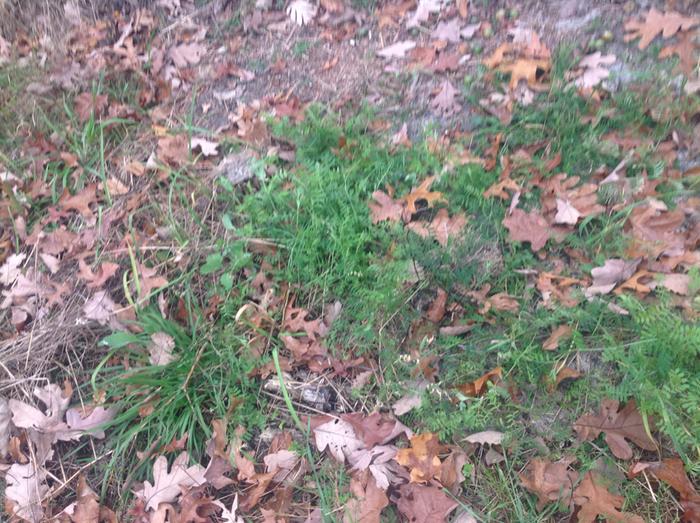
[0,292,109,396]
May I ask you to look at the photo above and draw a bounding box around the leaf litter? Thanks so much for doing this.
[1,0,699,521]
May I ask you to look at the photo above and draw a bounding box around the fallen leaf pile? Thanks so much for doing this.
[369,176,468,247]
[311,415,470,522]
[1,383,116,521]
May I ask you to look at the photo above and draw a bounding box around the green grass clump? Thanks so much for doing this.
[93,305,265,495]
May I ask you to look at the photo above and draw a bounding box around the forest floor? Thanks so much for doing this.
[1,0,700,521]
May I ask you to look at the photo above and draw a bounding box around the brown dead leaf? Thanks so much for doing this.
[168,42,207,68]
[136,263,169,299]
[455,367,502,397]
[157,134,190,166]
[320,0,344,13]
[573,52,616,90]
[503,208,552,251]
[135,453,206,511]
[426,288,447,323]
[149,332,176,366]
[616,269,654,295]
[551,366,581,390]
[78,259,120,288]
[368,191,403,224]
[407,209,467,246]
[431,18,461,43]
[585,258,641,297]
[483,43,510,69]
[402,176,444,218]
[314,418,364,463]
[430,80,461,115]
[377,40,416,59]
[74,92,108,123]
[659,31,698,75]
[573,471,644,523]
[629,458,700,519]
[509,27,551,60]
[343,470,389,523]
[519,456,577,510]
[484,177,519,199]
[5,463,49,523]
[390,123,412,149]
[456,0,468,18]
[464,430,503,446]
[59,183,98,221]
[542,325,572,351]
[395,432,444,483]
[343,412,411,447]
[394,483,459,523]
[574,399,656,460]
[500,58,550,89]
[624,8,699,50]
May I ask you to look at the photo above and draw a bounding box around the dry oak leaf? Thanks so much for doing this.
[369,191,403,223]
[287,0,317,25]
[573,471,644,523]
[83,290,119,327]
[158,134,190,166]
[347,444,399,490]
[573,399,656,460]
[5,462,49,523]
[574,52,616,89]
[343,412,412,447]
[585,258,641,298]
[59,183,98,220]
[320,0,344,13]
[456,0,468,19]
[542,325,572,351]
[149,332,176,366]
[377,40,416,59]
[455,367,502,397]
[395,483,459,523]
[629,458,700,520]
[426,287,447,323]
[135,452,207,511]
[392,393,423,416]
[464,430,503,446]
[168,42,206,68]
[74,92,108,123]
[483,43,511,69]
[395,432,444,483]
[624,8,699,50]
[390,123,412,148]
[402,176,444,217]
[314,418,364,463]
[431,79,461,115]
[431,18,461,43]
[136,263,169,299]
[551,366,582,391]
[484,177,519,199]
[406,0,442,28]
[659,30,698,76]
[554,198,582,225]
[509,26,551,59]
[519,456,577,510]
[499,58,551,89]
[343,470,389,523]
[78,259,120,288]
[654,273,690,295]
[190,137,219,157]
[503,208,552,251]
[407,209,467,246]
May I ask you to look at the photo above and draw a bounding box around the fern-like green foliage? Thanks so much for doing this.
[605,298,700,468]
